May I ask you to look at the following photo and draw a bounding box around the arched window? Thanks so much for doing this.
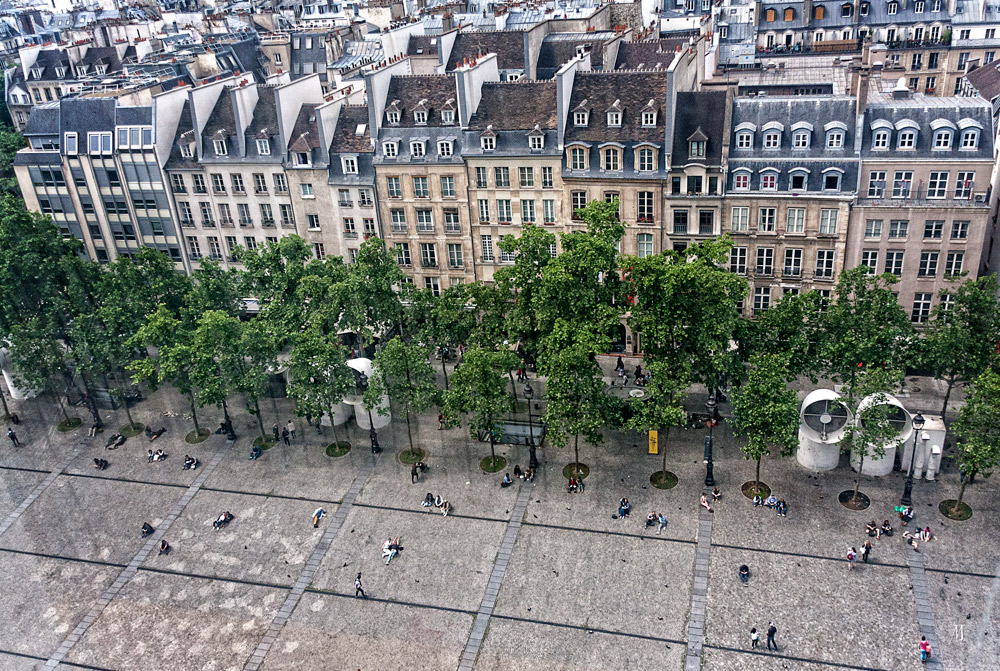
[765,8,776,21]
[784,7,794,20]
[814,5,825,19]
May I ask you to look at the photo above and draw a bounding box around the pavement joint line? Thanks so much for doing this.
[242,456,375,671]
[683,489,715,671]
[0,446,81,539]
[42,440,231,669]
[456,481,535,671]
[905,546,944,671]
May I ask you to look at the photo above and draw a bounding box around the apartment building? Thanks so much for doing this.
[726,96,857,314]
[14,98,186,267]
[848,78,994,323]
[464,80,564,283]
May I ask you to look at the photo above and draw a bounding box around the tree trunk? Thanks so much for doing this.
[0,386,9,420]
[115,371,135,428]
[489,434,496,463]
[940,374,956,429]
[508,369,518,408]
[852,454,864,502]
[252,397,265,441]
[953,478,969,514]
[51,380,69,422]
[405,406,414,456]
[661,426,669,474]
[441,356,449,390]
[329,403,341,447]
[574,433,580,473]
[188,390,201,434]
[755,455,762,496]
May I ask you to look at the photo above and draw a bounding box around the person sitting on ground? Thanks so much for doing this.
[434,494,444,508]
[866,520,878,537]
[765,494,778,508]
[567,477,578,493]
[525,468,535,482]
[141,522,155,538]
[618,498,631,518]
[645,512,657,528]
[513,465,522,479]
[898,506,914,526]
[441,500,452,516]
[919,526,932,543]
[145,426,154,440]
[382,537,398,564]
[881,520,894,538]
[712,486,722,502]
[153,449,166,462]
[753,494,763,507]
[739,564,750,584]
[501,473,513,488]
[422,492,435,507]
[158,539,170,555]
[183,455,199,470]
[105,434,123,449]
[88,423,100,437]
[216,422,227,435]
[416,461,428,473]
[213,512,233,530]
[93,458,108,470]
[776,499,787,516]
[147,449,154,462]
[249,445,262,460]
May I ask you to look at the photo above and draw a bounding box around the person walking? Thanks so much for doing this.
[438,413,444,430]
[354,572,366,598]
[271,423,279,442]
[281,427,290,446]
[750,627,759,649]
[656,512,667,534]
[7,427,19,447]
[766,622,778,651]
[862,540,873,564]
[847,546,857,570]
[286,420,296,440]
[919,635,932,662]
[312,508,326,528]
[411,464,419,484]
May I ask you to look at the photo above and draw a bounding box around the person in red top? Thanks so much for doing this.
[919,636,932,662]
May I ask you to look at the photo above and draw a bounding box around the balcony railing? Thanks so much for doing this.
[180,219,195,228]
[280,219,296,229]
[219,218,234,228]
[262,219,275,228]
[344,231,358,239]
[172,185,186,194]
[856,189,990,208]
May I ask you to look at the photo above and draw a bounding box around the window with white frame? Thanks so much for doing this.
[736,131,753,148]
[753,287,772,314]
[787,208,805,233]
[885,250,904,275]
[530,135,544,150]
[912,293,933,323]
[897,130,916,148]
[498,199,512,223]
[255,139,270,155]
[819,209,838,234]
[543,199,555,223]
[438,140,453,157]
[213,140,227,156]
[933,129,952,149]
[607,111,621,127]
[89,132,113,154]
[479,199,490,222]
[861,250,879,271]
[642,111,656,126]
[872,130,889,149]
[892,171,913,198]
[390,210,406,233]
[521,200,536,223]
[960,129,979,149]
[865,219,883,237]
[574,111,588,126]
[955,171,975,198]
[570,147,586,170]
[638,191,654,222]
[300,183,314,197]
[823,172,841,191]
[945,251,964,275]
[792,131,810,148]
[395,243,410,265]
[383,142,398,158]
[784,248,802,276]
[764,131,780,149]
[442,109,455,124]
[731,206,749,231]
[413,176,429,198]
[481,136,495,151]
[927,171,948,198]
[414,110,427,124]
[518,167,534,188]
[758,207,776,232]
[826,130,844,148]
[638,148,654,171]
[816,249,835,278]
[441,176,455,197]
[730,246,747,274]
[64,132,77,154]
[637,233,654,258]
[603,148,620,171]
[410,141,426,158]
[387,111,400,125]
[416,209,433,232]
[481,234,494,262]
[761,173,777,190]
[342,156,358,174]
[295,152,310,166]
[951,220,969,238]
[868,171,886,197]
[734,173,750,190]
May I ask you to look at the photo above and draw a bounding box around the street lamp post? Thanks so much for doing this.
[704,397,717,487]
[900,412,925,506]
[523,383,538,469]
[358,373,381,454]
[221,398,236,441]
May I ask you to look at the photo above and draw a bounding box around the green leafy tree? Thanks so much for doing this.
[951,367,1000,514]
[287,327,355,448]
[339,238,405,354]
[441,346,519,466]
[185,259,243,319]
[543,343,613,474]
[841,366,905,503]
[494,225,557,365]
[742,291,824,380]
[920,275,1000,426]
[7,317,74,422]
[625,358,689,479]
[363,336,438,458]
[730,353,800,496]
[409,285,475,388]
[466,280,510,349]
[237,236,312,337]
[821,267,913,403]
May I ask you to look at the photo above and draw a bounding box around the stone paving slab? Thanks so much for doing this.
[492,525,695,639]
[706,547,917,670]
[63,570,284,671]
[311,505,506,613]
[141,489,337,586]
[701,647,893,671]
[474,617,684,671]
[0,476,183,564]
[61,434,209,489]
[0,552,118,659]
[0,470,47,519]
[924,571,997,671]
[257,592,471,671]
[0,650,46,671]
[917,482,1000,574]
[202,437,365,503]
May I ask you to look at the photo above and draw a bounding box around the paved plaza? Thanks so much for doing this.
[0,368,996,671]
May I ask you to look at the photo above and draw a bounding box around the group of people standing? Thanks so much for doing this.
[271,420,297,446]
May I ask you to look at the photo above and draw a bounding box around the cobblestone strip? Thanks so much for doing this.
[685,492,715,671]
[243,457,375,671]
[457,481,534,671]
[906,548,944,671]
[0,445,81,539]
[44,440,232,669]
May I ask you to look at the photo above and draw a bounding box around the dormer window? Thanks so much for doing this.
[342,156,358,173]
[790,171,808,190]
[570,146,586,170]
[30,67,42,78]
[933,129,952,149]
[441,109,454,124]
[602,147,621,171]
[607,111,621,127]
[383,141,398,157]
[887,1,897,13]
[414,110,427,124]
[481,136,495,151]
[295,151,310,166]
[897,130,916,148]
[791,131,808,148]
[529,134,544,150]
[387,111,400,124]
[642,111,656,126]
[180,143,194,158]
[961,128,980,149]
[410,141,426,158]
[438,140,453,157]
[736,131,753,148]
[826,130,844,148]
[256,139,270,155]
[64,132,77,154]
[95,65,106,75]
[213,140,227,156]
[873,130,890,149]
[763,131,780,149]
[55,67,66,78]
[574,111,589,126]
[860,1,870,14]
[690,140,706,157]
[761,172,777,190]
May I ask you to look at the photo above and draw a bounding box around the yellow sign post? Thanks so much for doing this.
[648,430,658,454]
